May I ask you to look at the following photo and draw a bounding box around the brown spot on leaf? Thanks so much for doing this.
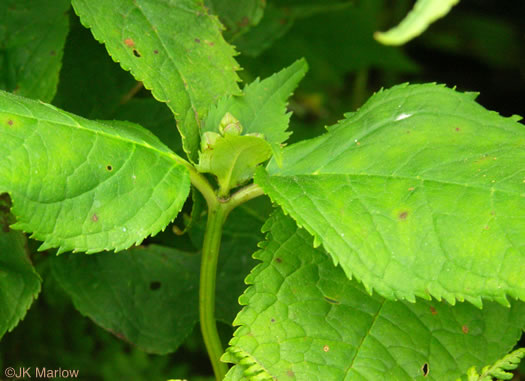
[421,363,429,377]
[205,40,215,46]
[92,214,98,222]
[323,345,330,352]
[462,325,469,334]
[238,16,250,27]
[399,211,408,220]
[7,120,13,126]
[106,165,113,171]
[287,370,295,377]
[275,257,282,263]
[124,38,135,47]
[195,38,200,43]
[455,127,460,132]
[50,50,56,56]
[484,225,490,230]
[132,49,141,57]
[430,306,437,315]
[153,49,159,54]
[408,187,415,191]
[271,318,275,323]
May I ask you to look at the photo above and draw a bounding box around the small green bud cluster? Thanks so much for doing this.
[200,112,266,152]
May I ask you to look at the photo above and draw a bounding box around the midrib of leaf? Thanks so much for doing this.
[3,101,186,166]
[268,173,521,202]
[221,141,255,194]
[279,113,521,178]
[344,300,385,377]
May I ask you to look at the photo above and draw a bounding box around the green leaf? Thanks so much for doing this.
[225,211,525,380]
[51,245,200,354]
[197,132,272,197]
[461,348,525,381]
[374,0,460,46]
[0,90,191,253]
[204,59,308,161]
[71,0,241,162]
[0,194,41,339]
[0,0,70,101]
[204,0,265,41]
[256,83,525,304]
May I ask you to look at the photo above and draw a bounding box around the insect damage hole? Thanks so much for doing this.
[106,165,113,171]
[150,281,161,290]
[132,49,141,57]
[421,363,429,377]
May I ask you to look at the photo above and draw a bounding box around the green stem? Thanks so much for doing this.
[190,175,265,380]
[200,201,229,381]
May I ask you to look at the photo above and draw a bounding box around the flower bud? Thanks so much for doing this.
[219,112,242,136]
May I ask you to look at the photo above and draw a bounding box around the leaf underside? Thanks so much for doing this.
[51,244,200,354]
[0,0,70,102]
[225,211,525,381]
[0,90,190,254]
[71,0,241,162]
[0,194,41,339]
[374,0,460,46]
[256,83,525,305]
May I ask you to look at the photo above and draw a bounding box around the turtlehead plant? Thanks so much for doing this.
[0,1,524,380]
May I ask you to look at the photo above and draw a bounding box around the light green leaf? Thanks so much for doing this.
[460,348,525,381]
[0,194,41,339]
[71,0,242,162]
[374,0,459,46]
[256,83,525,304]
[198,132,272,197]
[203,59,308,161]
[0,0,70,101]
[0,90,191,253]
[225,211,525,380]
[51,244,200,354]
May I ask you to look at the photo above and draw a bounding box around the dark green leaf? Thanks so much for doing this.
[51,245,200,354]
[204,0,265,41]
[53,16,138,119]
[0,194,41,339]
[0,0,70,101]
[112,98,184,156]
